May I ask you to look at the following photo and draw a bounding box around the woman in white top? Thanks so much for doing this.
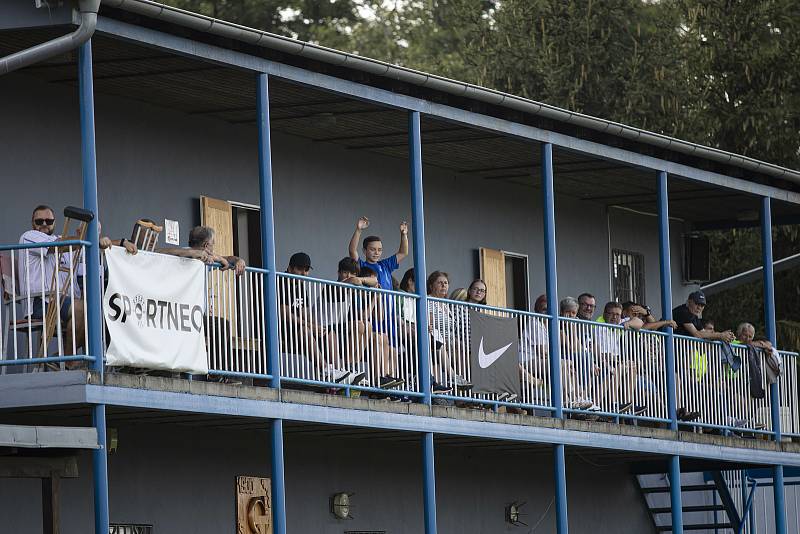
[427,271,472,392]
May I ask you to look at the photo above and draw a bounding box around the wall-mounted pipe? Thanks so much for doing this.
[0,0,100,76]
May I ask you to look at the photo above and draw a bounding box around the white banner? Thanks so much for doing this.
[103,246,209,374]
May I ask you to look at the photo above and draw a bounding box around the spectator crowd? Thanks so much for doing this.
[8,206,783,427]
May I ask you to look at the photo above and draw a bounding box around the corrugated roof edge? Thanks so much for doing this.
[101,0,800,186]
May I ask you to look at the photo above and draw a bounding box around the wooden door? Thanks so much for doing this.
[201,196,239,349]
[200,196,234,256]
[479,247,507,309]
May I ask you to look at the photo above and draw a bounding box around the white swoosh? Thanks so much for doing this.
[478,337,513,368]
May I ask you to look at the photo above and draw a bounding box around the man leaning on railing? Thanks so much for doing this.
[159,226,245,275]
[671,290,733,422]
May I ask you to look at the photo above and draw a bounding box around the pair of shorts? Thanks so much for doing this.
[30,296,73,324]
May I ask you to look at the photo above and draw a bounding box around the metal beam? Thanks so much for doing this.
[710,470,741,531]
[702,252,800,296]
[95,16,800,205]
[83,384,800,466]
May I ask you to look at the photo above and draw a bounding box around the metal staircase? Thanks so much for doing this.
[637,471,756,533]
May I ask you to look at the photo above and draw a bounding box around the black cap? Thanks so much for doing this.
[688,290,706,305]
[289,252,313,269]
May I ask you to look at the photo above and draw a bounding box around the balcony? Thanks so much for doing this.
[2,241,798,445]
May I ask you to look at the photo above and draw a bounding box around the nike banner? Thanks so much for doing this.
[468,308,521,397]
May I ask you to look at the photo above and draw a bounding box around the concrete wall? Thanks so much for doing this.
[0,72,695,318]
[0,423,654,534]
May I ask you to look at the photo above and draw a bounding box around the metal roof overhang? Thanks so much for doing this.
[2,22,800,228]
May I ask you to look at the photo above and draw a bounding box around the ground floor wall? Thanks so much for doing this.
[0,421,654,534]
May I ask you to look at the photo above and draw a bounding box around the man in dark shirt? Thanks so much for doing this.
[672,291,734,342]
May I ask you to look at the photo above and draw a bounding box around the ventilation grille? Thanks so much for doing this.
[109,525,153,534]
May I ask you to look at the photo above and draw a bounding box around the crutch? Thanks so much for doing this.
[39,206,94,358]
[131,219,163,252]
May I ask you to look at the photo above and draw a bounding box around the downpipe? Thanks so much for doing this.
[0,0,100,75]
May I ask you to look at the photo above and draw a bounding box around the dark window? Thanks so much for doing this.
[232,204,262,269]
[611,249,645,304]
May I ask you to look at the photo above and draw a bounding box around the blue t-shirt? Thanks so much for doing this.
[359,255,399,291]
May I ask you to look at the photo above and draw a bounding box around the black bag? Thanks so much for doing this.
[746,346,765,399]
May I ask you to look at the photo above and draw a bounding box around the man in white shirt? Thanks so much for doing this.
[17,205,84,354]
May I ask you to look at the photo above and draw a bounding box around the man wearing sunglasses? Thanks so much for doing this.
[18,205,85,354]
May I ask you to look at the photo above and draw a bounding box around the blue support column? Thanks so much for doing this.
[408,110,431,404]
[541,143,562,418]
[760,197,786,534]
[669,456,684,534]
[541,143,568,534]
[656,171,678,430]
[79,40,109,534]
[409,110,437,534]
[422,432,438,534]
[257,72,286,534]
[657,171,682,533]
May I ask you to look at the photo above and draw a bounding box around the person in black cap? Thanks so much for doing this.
[672,291,733,342]
[671,290,734,422]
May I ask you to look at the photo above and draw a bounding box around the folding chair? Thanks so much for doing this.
[131,219,163,252]
[38,206,94,358]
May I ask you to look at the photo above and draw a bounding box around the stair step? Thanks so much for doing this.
[651,504,726,514]
[641,484,714,494]
[657,524,732,532]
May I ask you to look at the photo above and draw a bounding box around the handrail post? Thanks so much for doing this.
[409,110,437,534]
[79,39,108,534]
[257,72,286,534]
[541,142,568,534]
[761,197,786,534]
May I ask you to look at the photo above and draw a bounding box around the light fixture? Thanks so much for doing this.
[330,492,354,520]
[108,428,119,454]
[505,501,527,526]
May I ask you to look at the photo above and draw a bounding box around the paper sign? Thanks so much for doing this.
[165,219,180,245]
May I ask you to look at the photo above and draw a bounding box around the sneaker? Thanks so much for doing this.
[617,402,633,413]
[327,368,351,384]
[432,381,452,393]
[454,374,473,390]
[379,375,404,389]
[677,407,701,422]
[504,393,518,402]
[632,405,647,416]
[569,400,594,410]
[346,371,367,386]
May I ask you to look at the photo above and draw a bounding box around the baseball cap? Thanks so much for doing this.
[289,252,313,270]
[688,290,706,305]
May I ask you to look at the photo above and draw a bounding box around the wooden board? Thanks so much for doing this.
[200,196,234,256]
[479,247,507,309]
[236,476,272,534]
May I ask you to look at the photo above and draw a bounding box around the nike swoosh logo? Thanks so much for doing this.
[478,337,513,368]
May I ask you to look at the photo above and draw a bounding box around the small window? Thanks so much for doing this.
[611,249,645,304]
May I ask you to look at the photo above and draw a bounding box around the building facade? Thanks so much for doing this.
[1,1,799,533]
